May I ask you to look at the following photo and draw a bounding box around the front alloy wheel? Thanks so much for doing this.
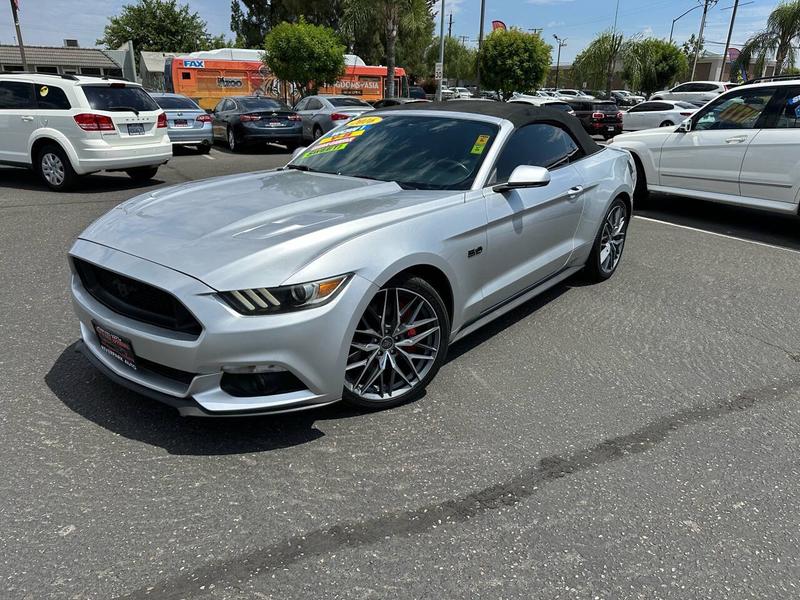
[343,277,449,409]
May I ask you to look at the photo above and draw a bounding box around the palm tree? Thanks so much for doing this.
[342,0,431,98]
[572,30,626,95]
[736,0,800,77]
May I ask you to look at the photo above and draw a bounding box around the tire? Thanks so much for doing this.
[659,120,674,128]
[312,126,323,141]
[227,127,239,152]
[37,144,77,191]
[342,276,450,410]
[126,166,159,182]
[631,153,649,206]
[583,197,630,283]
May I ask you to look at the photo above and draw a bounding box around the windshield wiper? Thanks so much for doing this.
[107,105,140,115]
[284,164,313,172]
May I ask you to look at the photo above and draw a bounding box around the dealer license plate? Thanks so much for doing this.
[127,123,145,136]
[93,322,138,370]
[173,119,189,128]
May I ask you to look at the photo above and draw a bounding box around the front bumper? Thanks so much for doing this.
[69,239,377,416]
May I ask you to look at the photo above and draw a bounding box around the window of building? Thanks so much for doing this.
[36,66,59,74]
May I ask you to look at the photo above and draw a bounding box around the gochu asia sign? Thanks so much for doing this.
[336,77,380,96]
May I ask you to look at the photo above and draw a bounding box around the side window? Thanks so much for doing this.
[694,88,775,131]
[491,124,582,184]
[306,98,323,111]
[629,103,652,113]
[0,81,36,109]
[213,100,224,113]
[222,99,235,112]
[652,102,674,111]
[181,72,191,80]
[696,83,720,92]
[672,83,693,93]
[36,84,71,110]
[773,88,800,129]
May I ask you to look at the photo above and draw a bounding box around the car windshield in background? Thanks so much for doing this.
[328,97,372,108]
[82,86,159,112]
[154,96,200,110]
[291,115,498,190]
[239,98,290,111]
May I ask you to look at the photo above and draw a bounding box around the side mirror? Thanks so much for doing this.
[492,165,551,193]
[678,118,693,133]
[291,146,307,160]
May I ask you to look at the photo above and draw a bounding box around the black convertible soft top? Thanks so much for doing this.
[377,100,603,157]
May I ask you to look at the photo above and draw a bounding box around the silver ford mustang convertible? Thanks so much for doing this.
[69,102,635,416]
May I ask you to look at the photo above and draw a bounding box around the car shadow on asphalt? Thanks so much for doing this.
[45,342,368,455]
[636,193,800,252]
[0,166,165,195]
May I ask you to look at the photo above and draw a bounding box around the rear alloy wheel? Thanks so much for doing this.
[228,127,239,152]
[583,197,629,282]
[659,120,674,127]
[126,166,159,182]
[38,145,77,191]
[312,126,323,140]
[343,277,450,409]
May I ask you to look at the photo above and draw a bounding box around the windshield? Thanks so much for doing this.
[328,97,372,108]
[153,96,200,110]
[291,115,498,190]
[82,85,159,112]
[239,97,290,111]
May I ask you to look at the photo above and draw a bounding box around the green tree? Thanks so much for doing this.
[425,37,476,84]
[231,0,342,48]
[623,38,688,96]
[97,0,215,52]
[263,19,346,98]
[735,0,800,77]
[478,29,551,99]
[681,33,704,63]
[573,30,625,95]
[342,0,432,97]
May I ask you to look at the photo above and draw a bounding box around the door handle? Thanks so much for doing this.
[725,136,748,144]
[20,115,35,122]
[567,185,584,198]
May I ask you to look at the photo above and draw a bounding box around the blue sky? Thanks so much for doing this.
[0,0,779,63]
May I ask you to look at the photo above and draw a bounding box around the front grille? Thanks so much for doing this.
[73,258,202,336]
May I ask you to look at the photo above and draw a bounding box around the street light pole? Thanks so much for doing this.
[436,0,446,102]
[475,0,487,93]
[9,0,29,71]
[669,4,702,44]
[719,0,740,81]
[553,34,567,90]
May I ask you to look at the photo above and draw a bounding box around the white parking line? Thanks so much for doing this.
[633,215,800,255]
[203,154,216,160]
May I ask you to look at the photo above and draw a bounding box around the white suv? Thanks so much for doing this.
[649,81,736,106]
[611,77,800,215]
[0,73,171,191]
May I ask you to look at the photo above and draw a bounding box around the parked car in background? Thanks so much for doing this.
[612,78,800,214]
[613,90,645,105]
[293,95,373,141]
[211,96,302,152]
[69,101,634,416]
[373,98,432,108]
[558,89,595,100]
[0,73,171,191]
[622,101,697,131]
[479,90,501,101]
[409,85,427,99]
[566,99,623,139]
[649,81,736,106]
[508,94,576,116]
[440,87,456,100]
[150,92,213,154]
[452,87,474,99]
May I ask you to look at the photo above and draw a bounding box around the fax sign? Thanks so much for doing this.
[183,59,205,68]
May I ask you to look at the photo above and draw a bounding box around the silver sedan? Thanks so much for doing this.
[292,95,373,141]
[69,103,635,416]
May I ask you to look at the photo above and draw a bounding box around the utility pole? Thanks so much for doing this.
[436,0,446,101]
[475,0,486,93]
[553,35,567,89]
[612,0,621,32]
[719,0,739,81]
[691,0,716,81]
[448,13,453,38]
[9,0,29,71]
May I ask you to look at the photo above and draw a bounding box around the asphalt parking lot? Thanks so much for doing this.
[2,145,800,599]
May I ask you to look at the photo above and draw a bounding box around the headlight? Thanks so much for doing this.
[220,274,351,315]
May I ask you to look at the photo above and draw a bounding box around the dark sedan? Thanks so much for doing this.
[210,96,303,152]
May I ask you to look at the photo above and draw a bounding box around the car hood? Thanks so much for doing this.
[79,170,459,291]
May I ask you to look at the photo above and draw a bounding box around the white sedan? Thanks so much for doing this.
[622,101,697,131]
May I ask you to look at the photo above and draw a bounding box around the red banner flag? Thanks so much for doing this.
[492,20,507,31]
